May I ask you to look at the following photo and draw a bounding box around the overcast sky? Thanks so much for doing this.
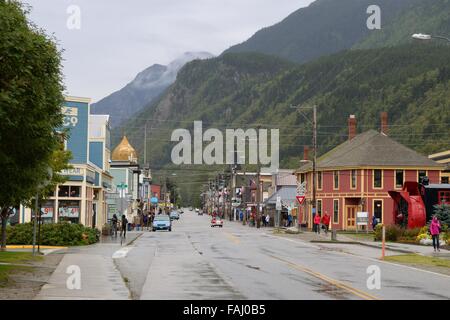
[23,0,313,102]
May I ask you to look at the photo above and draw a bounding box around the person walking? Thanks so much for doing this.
[372,215,378,231]
[287,213,293,227]
[265,213,270,227]
[111,214,118,237]
[430,215,441,252]
[313,213,321,234]
[143,213,148,231]
[120,214,128,238]
[322,212,330,235]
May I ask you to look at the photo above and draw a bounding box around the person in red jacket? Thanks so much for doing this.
[321,212,331,235]
[313,213,321,234]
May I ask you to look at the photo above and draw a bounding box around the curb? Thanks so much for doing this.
[5,245,68,249]
[356,242,415,254]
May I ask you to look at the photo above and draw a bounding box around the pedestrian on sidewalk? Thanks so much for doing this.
[287,213,293,227]
[372,215,378,230]
[265,213,270,227]
[430,215,441,252]
[120,214,128,238]
[313,213,321,234]
[111,214,118,237]
[322,212,330,235]
[143,213,148,230]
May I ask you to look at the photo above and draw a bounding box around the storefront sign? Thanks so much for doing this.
[62,106,79,127]
[61,168,83,175]
[59,206,80,218]
[356,212,369,225]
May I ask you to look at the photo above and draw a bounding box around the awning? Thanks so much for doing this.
[264,186,297,205]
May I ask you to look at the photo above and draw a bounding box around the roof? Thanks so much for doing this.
[264,186,297,205]
[276,171,297,186]
[111,136,138,162]
[424,184,450,190]
[297,130,443,172]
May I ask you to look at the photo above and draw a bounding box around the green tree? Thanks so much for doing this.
[0,1,69,250]
[433,204,450,227]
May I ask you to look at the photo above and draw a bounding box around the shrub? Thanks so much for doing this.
[374,224,404,241]
[402,227,421,240]
[6,222,99,246]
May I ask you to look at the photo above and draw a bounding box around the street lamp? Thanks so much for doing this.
[412,33,450,43]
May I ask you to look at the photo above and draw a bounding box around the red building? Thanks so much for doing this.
[151,184,161,199]
[295,113,444,231]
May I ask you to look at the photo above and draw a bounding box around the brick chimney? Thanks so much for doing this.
[303,146,309,160]
[381,112,388,135]
[348,115,356,140]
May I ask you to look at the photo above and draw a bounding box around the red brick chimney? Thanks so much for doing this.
[381,112,388,135]
[348,115,356,140]
[303,146,309,160]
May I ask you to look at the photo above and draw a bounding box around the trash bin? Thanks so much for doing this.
[331,229,337,241]
[127,223,132,231]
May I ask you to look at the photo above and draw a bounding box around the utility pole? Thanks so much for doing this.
[312,105,317,226]
[256,161,261,229]
[144,120,148,165]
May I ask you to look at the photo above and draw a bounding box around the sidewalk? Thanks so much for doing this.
[34,231,143,300]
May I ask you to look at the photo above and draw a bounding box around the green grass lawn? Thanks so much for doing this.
[339,233,375,242]
[384,254,450,268]
[0,252,40,286]
[0,251,43,264]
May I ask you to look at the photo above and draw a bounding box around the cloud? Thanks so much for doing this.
[23,0,313,101]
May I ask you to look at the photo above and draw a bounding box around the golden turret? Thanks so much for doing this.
[111,136,138,162]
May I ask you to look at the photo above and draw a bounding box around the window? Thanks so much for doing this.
[439,191,450,205]
[58,186,80,197]
[334,171,339,189]
[373,170,382,189]
[300,173,305,184]
[395,170,404,189]
[317,172,322,190]
[418,170,427,184]
[317,200,322,216]
[442,177,449,184]
[374,200,383,222]
[351,170,357,189]
[333,199,339,224]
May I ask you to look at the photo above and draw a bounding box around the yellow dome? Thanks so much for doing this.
[111,136,138,162]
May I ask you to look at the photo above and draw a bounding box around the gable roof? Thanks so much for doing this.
[297,130,443,172]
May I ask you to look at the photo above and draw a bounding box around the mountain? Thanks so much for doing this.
[90,51,214,127]
[225,0,450,63]
[354,0,450,49]
[119,45,450,204]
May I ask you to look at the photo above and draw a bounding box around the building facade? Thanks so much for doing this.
[295,114,444,231]
[20,96,112,230]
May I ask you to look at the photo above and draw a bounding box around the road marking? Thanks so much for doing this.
[268,254,381,300]
[112,247,133,259]
[266,233,450,279]
[224,232,240,245]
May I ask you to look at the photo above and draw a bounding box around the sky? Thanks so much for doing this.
[23,0,313,102]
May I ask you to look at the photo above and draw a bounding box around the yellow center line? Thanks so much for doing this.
[269,254,381,300]
[224,231,240,245]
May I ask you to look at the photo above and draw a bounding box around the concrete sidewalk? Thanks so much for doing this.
[34,232,143,300]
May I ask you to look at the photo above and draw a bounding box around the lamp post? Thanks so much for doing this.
[412,33,450,43]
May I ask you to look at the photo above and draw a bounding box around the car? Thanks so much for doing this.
[211,217,223,228]
[152,215,172,231]
[179,209,184,214]
[189,207,193,211]
[169,211,180,220]
[196,208,203,216]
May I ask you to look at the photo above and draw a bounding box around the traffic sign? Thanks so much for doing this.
[296,195,306,205]
[276,196,282,211]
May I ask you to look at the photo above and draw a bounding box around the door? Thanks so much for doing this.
[346,206,357,230]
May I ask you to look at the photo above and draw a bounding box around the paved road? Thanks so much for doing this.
[116,209,450,300]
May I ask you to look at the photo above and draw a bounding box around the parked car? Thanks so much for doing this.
[169,211,180,220]
[196,208,203,216]
[211,217,223,228]
[189,207,193,211]
[152,215,172,232]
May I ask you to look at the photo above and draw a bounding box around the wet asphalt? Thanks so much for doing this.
[114,209,450,300]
